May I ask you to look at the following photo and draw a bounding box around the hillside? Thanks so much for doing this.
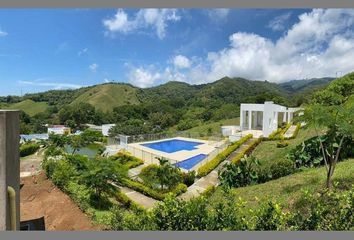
[4,99,48,116]
[279,77,334,93]
[70,83,140,112]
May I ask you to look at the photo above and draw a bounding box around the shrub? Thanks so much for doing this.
[20,142,40,157]
[219,156,259,188]
[256,159,296,183]
[51,160,77,189]
[181,170,196,186]
[42,159,57,178]
[230,138,262,164]
[287,136,323,168]
[139,164,160,188]
[276,140,289,148]
[254,200,291,230]
[114,190,144,212]
[171,183,188,195]
[197,134,252,177]
[110,151,144,169]
[121,178,166,200]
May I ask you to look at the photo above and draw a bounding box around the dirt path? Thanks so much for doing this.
[20,172,101,230]
[20,149,44,177]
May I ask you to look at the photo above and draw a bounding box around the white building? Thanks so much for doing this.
[47,125,71,135]
[222,101,301,140]
[102,124,116,136]
[240,101,301,137]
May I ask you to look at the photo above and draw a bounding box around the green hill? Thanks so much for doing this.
[5,99,48,116]
[279,77,334,93]
[70,83,140,112]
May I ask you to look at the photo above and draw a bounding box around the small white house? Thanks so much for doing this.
[47,125,71,135]
[239,101,301,137]
[102,124,116,137]
[221,101,302,139]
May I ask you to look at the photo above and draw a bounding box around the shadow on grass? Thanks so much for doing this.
[89,194,113,210]
[282,177,321,195]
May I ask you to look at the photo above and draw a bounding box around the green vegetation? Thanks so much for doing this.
[20,142,40,157]
[71,83,140,112]
[230,138,262,164]
[210,159,354,209]
[4,99,48,116]
[197,134,252,177]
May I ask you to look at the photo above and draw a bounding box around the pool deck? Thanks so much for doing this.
[127,136,221,165]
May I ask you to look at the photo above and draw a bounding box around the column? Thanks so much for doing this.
[0,110,20,230]
[283,111,287,123]
[248,110,252,130]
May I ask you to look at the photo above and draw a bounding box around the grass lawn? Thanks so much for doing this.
[252,127,319,165]
[5,99,48,116]
[209,158,354,209]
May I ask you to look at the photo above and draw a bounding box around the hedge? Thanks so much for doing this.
[115,190,145,212]
[197,134,253,178]
[284,123,301,140]
[121,178,166,200]
[263,123,300,141]
[120,178,187,201]
[111,151,144,169]
[231,138,262,164]
[20,143,40,157]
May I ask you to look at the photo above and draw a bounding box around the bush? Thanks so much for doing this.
[114,190,144,212]
[181,170,196,186]
[256,159,296,183]
[110,151,144,169]
[51,160,77,189]
[42,159,57,178]
[230,138,262,164]
[139,164,160,189]
[121,178,166,200]
[20,142,40,157]
[254,201,291,230]
[197,134,252,177]
[276,140,289,148]
[171,183,188,195]
[219,156,260,188]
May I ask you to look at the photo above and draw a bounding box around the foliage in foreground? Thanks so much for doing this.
[110,186,354,230]
[20,142,40,157]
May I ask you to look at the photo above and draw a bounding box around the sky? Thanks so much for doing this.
[1,8,354,96]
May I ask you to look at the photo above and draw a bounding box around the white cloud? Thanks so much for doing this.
[267,12,292,31]
[89,63,98,72]
[104,78,111,83]
[0,29,7,37]
[206,9,230,23]
[125,9,354,86]
[78,48,88,56]
[173,55,191,69]
[18,80,82,90]
[103,8,181,39]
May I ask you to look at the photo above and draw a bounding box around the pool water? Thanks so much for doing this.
[175,154,207,170]
[141,139,203,153]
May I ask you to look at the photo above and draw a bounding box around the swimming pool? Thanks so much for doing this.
[175,154,207,170]
[141,139,203,153]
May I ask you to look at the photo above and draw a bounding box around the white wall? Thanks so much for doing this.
[102,124,116,136]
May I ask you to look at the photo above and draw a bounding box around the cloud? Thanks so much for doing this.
[173,55,191,69]
[127,9,354,85]
[89,63,98,72]
[206,9,230,23]
[127,65,162,88]
[18,80,82,90]
[0,28,7,37]
[78,48,88,56]
[103,9,181,39]
[267,12,292,31]
[104,78,111,83]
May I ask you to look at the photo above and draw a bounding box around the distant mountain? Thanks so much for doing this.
[1,76,335,115]
[279,77,334,93]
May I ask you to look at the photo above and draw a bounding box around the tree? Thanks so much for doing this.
[48,133,69,148]
[303,100,354,188]
[80,157,126,203]
[155,157,182,191]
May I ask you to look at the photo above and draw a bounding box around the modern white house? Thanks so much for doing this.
[222,101,301,139]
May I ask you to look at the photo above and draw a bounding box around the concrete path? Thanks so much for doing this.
[284,125,297,138]
[179,138,255,201]
[111,182,159,209]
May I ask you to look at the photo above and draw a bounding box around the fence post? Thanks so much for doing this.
[0,110,20,230]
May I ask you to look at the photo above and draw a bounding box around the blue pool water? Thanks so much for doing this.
[141,139,203,153]
[175,154,207,170]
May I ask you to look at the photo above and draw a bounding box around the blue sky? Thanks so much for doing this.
[1,8,354,96]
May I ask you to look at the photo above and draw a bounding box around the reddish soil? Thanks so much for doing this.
[20,172,101,231]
